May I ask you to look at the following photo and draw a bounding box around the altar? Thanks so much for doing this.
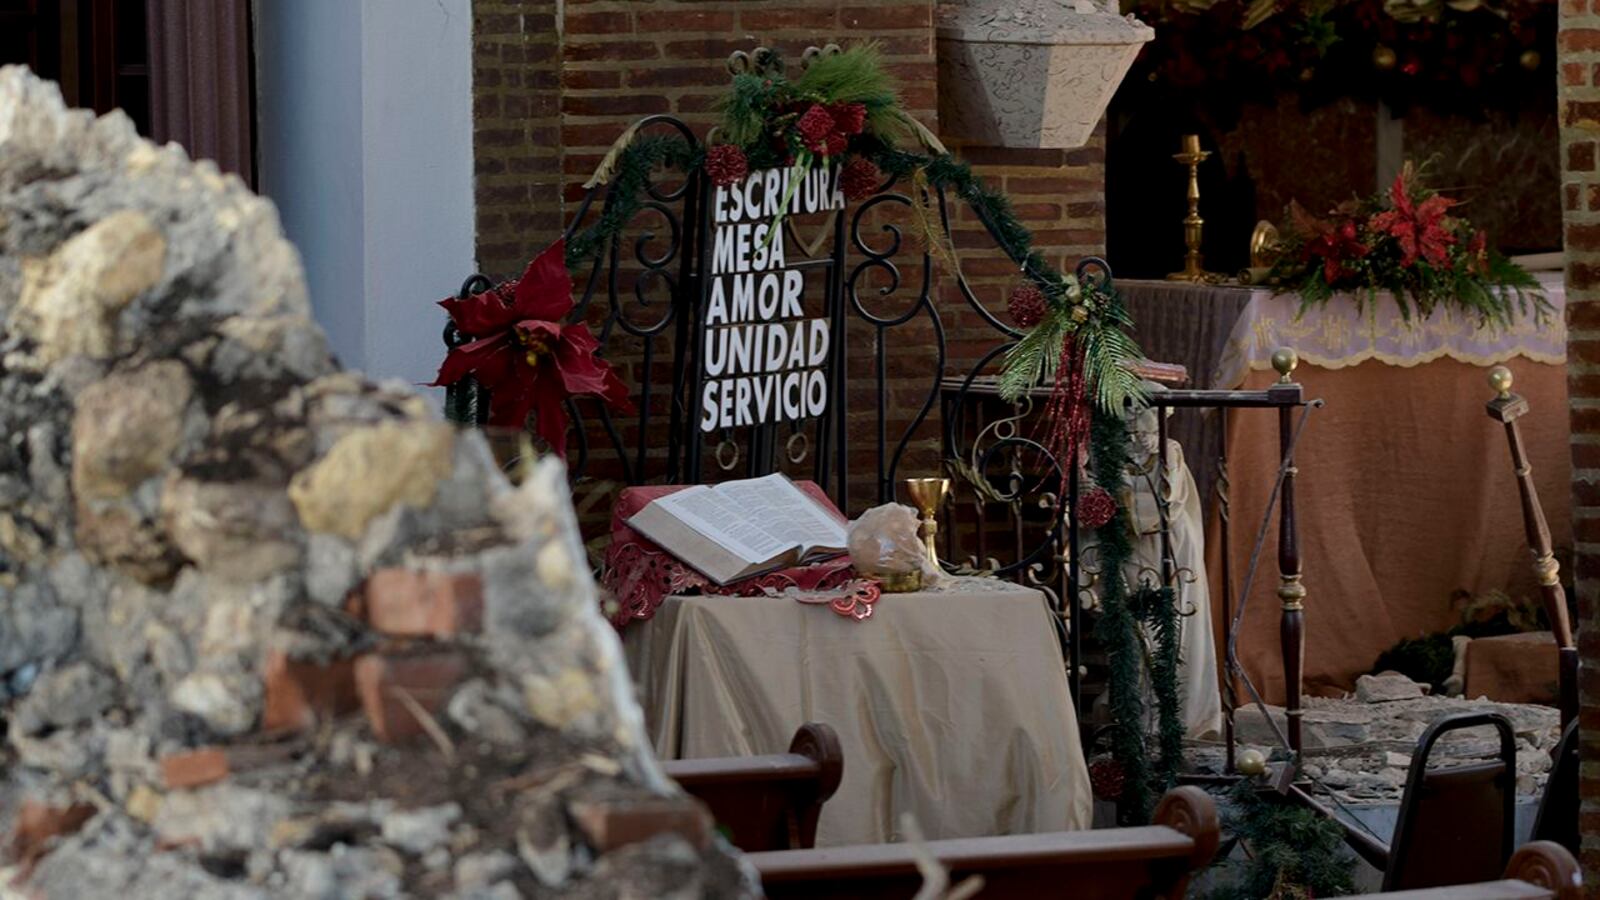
[623,579,1094,846]
[1120,273,1570,700]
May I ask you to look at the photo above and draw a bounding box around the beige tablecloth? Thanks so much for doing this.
[624,579,1092,846]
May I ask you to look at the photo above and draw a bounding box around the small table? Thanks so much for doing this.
[624,577,1092,846]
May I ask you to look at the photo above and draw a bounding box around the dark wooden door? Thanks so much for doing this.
[0,0,152,134]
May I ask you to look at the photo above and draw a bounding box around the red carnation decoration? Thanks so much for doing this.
[824,133,849,158]
[829,102,868,136]
[796,104,836,151]
[1007,283,1048,329]
[839,157,881,202]
[1089,758,1126,800]
[705,144,749,187]
[1078,486,1117,530]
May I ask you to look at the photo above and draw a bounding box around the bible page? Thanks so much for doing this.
[713,474,847,554]
[651,486,796,564]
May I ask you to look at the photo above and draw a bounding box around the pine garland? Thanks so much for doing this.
[1204,781,1357,900]
[1131,583,1185,793]
[1088,408,1152,823]
[565,135,700,270]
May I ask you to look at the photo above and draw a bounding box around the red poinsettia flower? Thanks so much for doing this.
[1291,201,1369,283]
[1368,168,1457,268]
[430,239,633,456]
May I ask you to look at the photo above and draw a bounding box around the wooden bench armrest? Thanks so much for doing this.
[747,826,1200,881]
[659,722,843,801]
[1329,880,1554,899]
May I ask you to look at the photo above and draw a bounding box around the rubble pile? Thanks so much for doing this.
[1200,673,1562,805]
[0,67,752,898]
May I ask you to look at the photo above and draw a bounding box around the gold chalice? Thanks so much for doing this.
[902,477,950,571]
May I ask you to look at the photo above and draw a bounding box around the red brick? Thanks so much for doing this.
[1567,62,1589,87]
[568,796,713,852]
[1562,29,1600,53]
[160,747,231,790]
[565,41,660,63]
[565,10,629,34]
[355,650,469,743]
[1565,99,1600,128]
[840,5,933,30]
[739,8,840,31]
[563,94,672,117]
[562,69,623,91]
[363,569,485,639]
[637,9,737,32]
[10,801,95,862]
[262,650,361,733]
[1571,141,1597,172]
[1570,262,1600,291]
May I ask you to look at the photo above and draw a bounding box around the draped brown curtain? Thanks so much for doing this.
[146,0,255,185]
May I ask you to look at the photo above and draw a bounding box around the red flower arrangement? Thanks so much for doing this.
[431,239,633,455]
[1269,162,1544,324]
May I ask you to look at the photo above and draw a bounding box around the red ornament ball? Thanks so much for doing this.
[796,104,837,149]
[1007,282,1048,329]
[839,157,881,202]
[705,144,749,187]
[1089,758,1126,800]
[1078,486,1118,530]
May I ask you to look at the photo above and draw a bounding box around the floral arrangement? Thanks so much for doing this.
[431,239,632,455]
[1268,162,1546,324]
[1121,0,1552,111]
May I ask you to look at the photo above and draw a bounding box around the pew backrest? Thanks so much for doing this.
[748,785,1218,900]
[1328,840,1582,900]
[662,721,842,851]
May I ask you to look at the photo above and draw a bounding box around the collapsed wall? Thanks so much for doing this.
[0,66,751,899]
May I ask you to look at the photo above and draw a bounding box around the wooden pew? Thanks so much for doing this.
[661,722,842,852]
[747,785,1218,900]
[1327,840,1582,900]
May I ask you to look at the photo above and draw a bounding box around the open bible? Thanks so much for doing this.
[625,474,848,586]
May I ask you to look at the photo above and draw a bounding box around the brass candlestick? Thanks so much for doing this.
[1167,134,1224,284]
[902,477,950,571]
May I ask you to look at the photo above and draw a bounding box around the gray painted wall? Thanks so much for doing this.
[255,0,474,393]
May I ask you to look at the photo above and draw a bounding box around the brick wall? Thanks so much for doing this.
[469,0,1109,535]
[1560,0,1600,889]
[473,0,564,280]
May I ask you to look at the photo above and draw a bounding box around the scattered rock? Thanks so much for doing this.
[287,422,455,540]
[1355,672,1425,703]
[9,210,166,368]
[454,849,520,889]
[381,803,461,856]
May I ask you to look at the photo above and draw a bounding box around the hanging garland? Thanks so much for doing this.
[564,44,1182,824]
[1086,411,1185,823]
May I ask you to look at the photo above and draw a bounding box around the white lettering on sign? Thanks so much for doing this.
[700,165,844,433]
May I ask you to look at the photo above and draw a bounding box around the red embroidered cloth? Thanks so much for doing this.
[601,482,857,630]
